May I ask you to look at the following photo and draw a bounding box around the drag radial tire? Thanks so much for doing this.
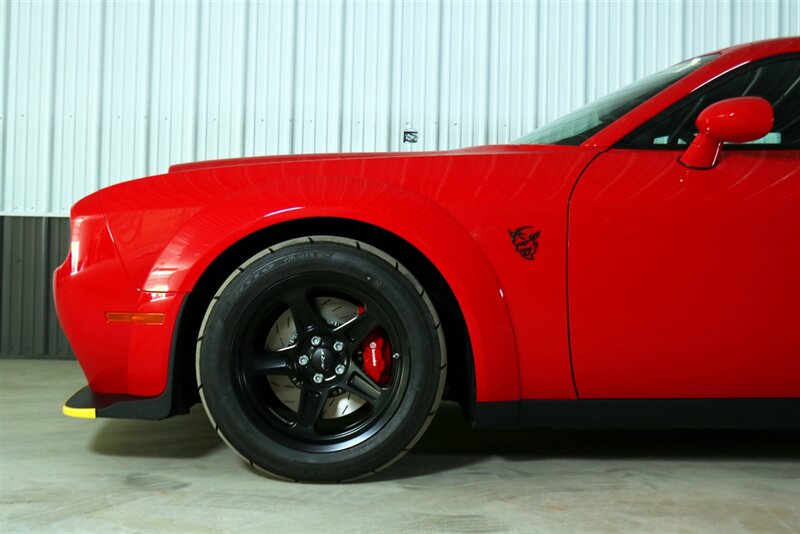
[196,237,446,482]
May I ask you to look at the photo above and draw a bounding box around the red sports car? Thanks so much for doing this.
[56,37,799,482]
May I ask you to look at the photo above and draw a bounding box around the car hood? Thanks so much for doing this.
[167,144,553,174]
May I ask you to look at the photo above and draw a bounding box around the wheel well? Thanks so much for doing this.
[171,218,474,417]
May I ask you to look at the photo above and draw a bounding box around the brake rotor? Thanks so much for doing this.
[266,297,367,419]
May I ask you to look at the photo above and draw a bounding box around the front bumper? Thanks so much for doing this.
[54,193,186,404]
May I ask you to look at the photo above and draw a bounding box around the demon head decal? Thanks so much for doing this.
[509,226,540,261]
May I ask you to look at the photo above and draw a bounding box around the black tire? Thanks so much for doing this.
[196,236,446,482]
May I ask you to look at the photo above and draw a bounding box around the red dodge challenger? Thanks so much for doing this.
[56,37,800,481]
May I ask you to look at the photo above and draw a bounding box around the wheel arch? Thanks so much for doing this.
[170,216,517,419]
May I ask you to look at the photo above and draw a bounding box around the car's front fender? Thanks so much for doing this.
[101,170,520,403]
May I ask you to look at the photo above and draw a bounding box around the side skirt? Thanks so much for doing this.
[471,399,800,430]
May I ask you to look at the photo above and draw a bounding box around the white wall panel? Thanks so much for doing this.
[0,0,9,213]
[1,0,798,216]
[244,0,295,156]
[196,1,248,162]
[4,1,59,214]
[340,0,392,152]
[147,1,201,175]
[389,0,442,152]
[100,1,150,196]
[53,0,104,212]
[295,0,347,153]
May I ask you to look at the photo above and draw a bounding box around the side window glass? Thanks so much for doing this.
[622,58,800,148]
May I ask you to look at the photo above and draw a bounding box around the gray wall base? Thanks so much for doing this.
[1,216,73,359]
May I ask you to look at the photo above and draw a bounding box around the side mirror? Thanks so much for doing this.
[679,96,773,169]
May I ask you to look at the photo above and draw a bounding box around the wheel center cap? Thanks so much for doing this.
[311,347,335,372]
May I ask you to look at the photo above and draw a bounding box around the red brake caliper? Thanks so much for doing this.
[361,332,392,386]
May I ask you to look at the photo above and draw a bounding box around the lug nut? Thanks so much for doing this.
[392,353,400,360]
[333,341,344,352]
[313,373,324,384]
[335,364,346,375]
[298,355,310,366]
[310,336,322,346]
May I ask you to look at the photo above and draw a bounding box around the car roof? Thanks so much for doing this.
[713,36,800,57]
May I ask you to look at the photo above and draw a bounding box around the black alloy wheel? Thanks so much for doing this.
[196,237,446,481]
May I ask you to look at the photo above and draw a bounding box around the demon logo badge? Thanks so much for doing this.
[509,226,540,261]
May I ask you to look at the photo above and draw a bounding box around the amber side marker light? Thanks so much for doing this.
[105,312,166,324]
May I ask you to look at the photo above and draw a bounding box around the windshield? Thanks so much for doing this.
[513,54,719,146]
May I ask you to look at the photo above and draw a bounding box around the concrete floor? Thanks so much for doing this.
[1,359,798,533]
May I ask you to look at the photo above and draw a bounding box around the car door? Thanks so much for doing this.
[568,56,800,399]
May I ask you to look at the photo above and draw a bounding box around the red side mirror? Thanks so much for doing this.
[679,97,773,169]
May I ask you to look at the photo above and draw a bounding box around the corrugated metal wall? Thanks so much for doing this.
[0,217,72,358]
[2,0,798,217]
[0,0,798,358]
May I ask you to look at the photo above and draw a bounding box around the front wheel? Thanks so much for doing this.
[196,236,446,481]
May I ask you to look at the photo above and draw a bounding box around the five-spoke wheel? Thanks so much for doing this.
[196,237,446,481]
